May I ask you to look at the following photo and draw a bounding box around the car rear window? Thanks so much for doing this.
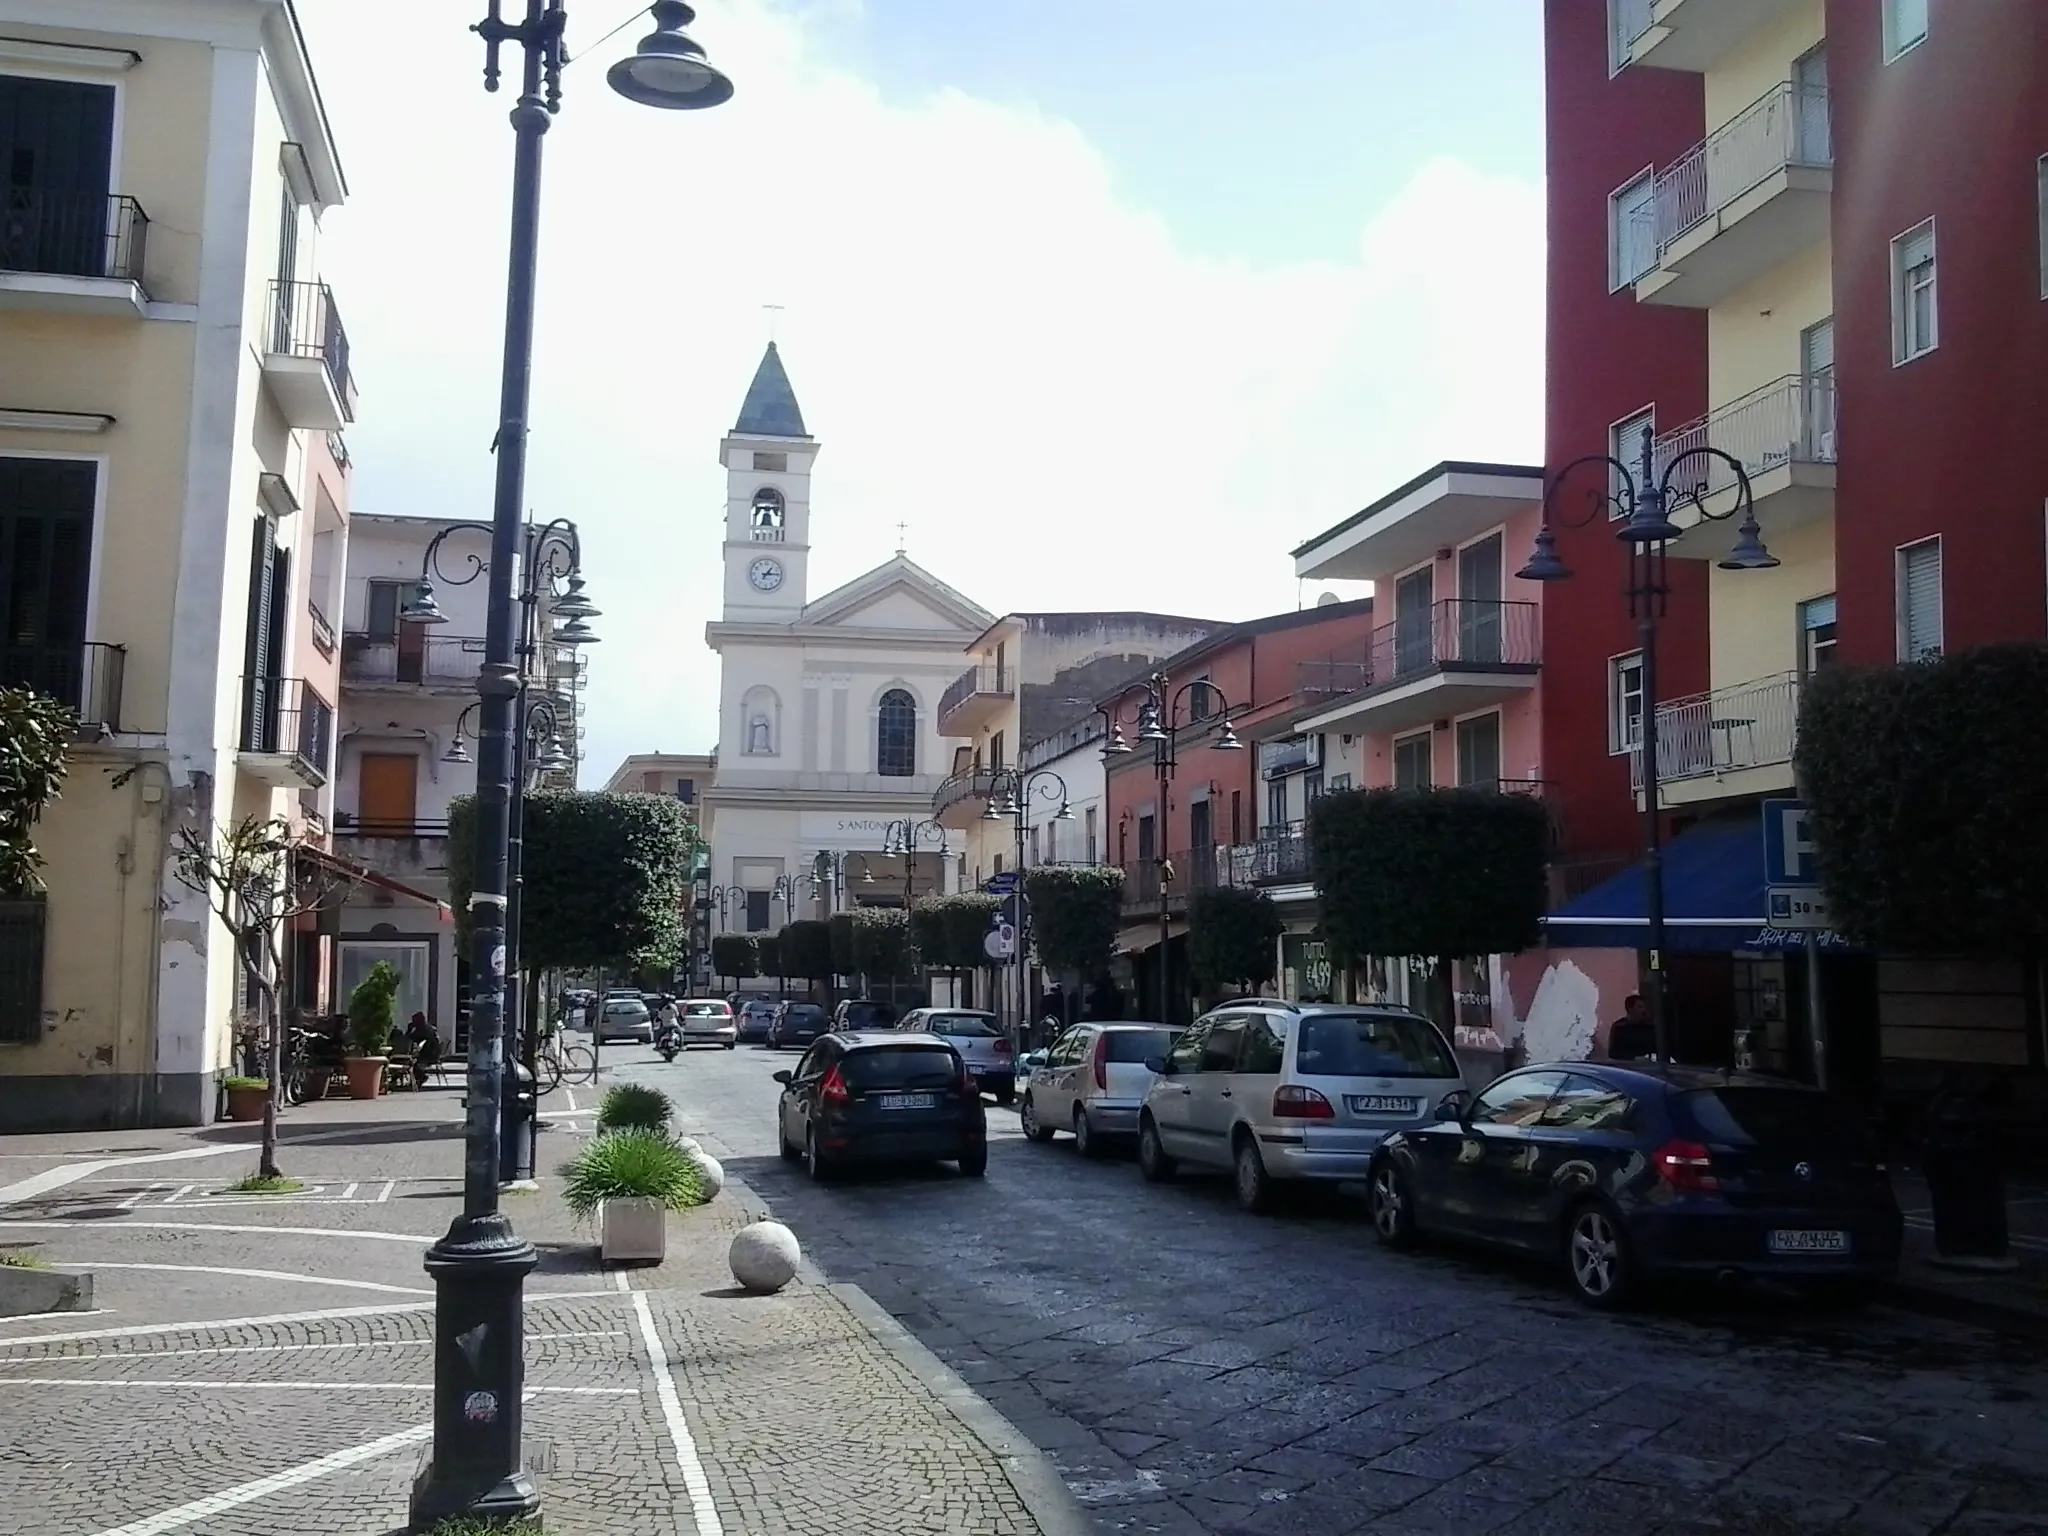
[1681,1087,1872,1147]
[842,1045,961,1090]
[843,1004,898,1025]
[682,1003,730,1017]
[924,1012,999,1038]
[1295,1014,1457,1080]
[1103,1029,1176,1063]
[784,1006,827,1024]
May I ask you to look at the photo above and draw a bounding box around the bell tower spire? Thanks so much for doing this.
[720,343,816,619]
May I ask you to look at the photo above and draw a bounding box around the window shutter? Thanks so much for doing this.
[243,515,277,749]
[1900,543,1942,660]
[1897,226,1934,275]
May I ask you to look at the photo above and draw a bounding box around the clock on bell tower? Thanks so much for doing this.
[720,341,815,619]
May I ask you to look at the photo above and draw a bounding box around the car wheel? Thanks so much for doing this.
[1019,1094,1055,1144]
[1367,1158,1417,1248]
[1564,1201,1637,1309]
[1137,1117,1176,1183]
[725,1041,736,1050]
[1233,1134,1275,1214]
[958,1145,988,1178]
[1074,1107,1106,1160]
[805,1126,833,1183]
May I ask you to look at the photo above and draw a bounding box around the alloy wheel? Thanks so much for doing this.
[1570,1208,1623,1300]
[1370,1165,1405,1239]
[1019,1096,1040,1140]
[1073,1109,1093,1158]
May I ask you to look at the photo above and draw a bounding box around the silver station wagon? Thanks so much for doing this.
[1136,1001,1467,1213]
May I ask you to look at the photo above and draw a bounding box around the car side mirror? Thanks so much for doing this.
[1433,1092,1468,1123]
[1146,1056,1172,1076]
[772,1070,793,1086]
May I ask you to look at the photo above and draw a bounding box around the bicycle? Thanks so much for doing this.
[282,1027,320,1106]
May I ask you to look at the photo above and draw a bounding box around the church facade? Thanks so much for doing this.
[701,344,994,936]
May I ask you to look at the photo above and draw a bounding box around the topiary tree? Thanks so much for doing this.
[448,790,700,973]
[1187,886,1284,1003]
[781,918,834,998]
[710,934,757,991]
[910,893,1004,1007]
[1308,787,1549,1025]
[851,907,913,987]
[755,930,784,990]
[1023,865,1123,982]
[1795,645,2048,953]
[347,960,400,1059]
[0,686,75,898]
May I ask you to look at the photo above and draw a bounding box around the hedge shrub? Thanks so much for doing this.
[1022,865,1123,977]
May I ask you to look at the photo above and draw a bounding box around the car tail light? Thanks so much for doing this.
[1654,1139,1718,1193]
[820,1066,850,1107]
[1092,1035,1109,1091]
[1273,1085,1334,1120]
[993,1036,1013,1057]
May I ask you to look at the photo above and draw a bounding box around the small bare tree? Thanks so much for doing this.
[173,815,353,1180]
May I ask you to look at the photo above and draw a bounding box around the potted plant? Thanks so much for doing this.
[223,1076,269,1122]
[595,1082,673,1135]
[561,1128,703,1264]
[344,962,400,1100]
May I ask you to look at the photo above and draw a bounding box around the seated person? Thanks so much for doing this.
[402,1012,442,1070]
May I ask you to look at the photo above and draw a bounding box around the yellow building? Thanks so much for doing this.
[0,1,358,1129]
[1621,0,1835,809]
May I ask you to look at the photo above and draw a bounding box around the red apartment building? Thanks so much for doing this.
[1538,0,2048,1097]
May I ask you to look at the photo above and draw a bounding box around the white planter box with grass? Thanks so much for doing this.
[565,1087,705,1268]
[600,1195,668,1263]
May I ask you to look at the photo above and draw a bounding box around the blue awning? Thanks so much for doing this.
[1543,819,1855,952]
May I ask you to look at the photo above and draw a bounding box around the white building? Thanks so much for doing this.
[703,344,993,934]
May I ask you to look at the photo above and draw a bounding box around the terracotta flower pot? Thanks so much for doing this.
[225,1084,269,1122]
[344,1056,388,1100]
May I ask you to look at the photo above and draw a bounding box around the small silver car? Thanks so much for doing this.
[896,1009,1015,1105]
[596,995,653,1044]
[1137,1002,1466,1213]
[1020,1022,1179,1158]
[677,999,738,1049]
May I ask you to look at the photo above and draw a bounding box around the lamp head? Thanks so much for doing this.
[400,580,447,625]
[550,572,600,620]
[1102,724,1132,757]
[1515,525,1572,583]
[441,736,472,765]
[1215,720,1245,752]
[551,614,599,647]
[607,2,735,111]
[1716,510,1780,571]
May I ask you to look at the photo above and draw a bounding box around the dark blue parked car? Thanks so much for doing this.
[1366,1062,1903,1309]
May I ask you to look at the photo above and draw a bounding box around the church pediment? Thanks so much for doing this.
[799,556,993,636]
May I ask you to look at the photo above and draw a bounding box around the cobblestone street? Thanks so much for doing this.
[659,1046,2048,1536]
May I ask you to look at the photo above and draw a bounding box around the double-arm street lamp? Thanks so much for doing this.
[984,771,1070,1037]
[1098,675,1244,1023]
[1518,425,1775,1064]
[879,816,949,908]
[410,3,730,1527]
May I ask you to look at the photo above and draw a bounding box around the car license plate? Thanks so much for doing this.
[1768,1229,1849,1254]
[875,1093,936,1111]
[1347,1095,1421,1116]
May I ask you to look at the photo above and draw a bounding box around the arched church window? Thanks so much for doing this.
[751,488,784,528]
[876,688,917,777]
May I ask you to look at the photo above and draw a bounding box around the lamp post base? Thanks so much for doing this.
[408,1212,542,1531]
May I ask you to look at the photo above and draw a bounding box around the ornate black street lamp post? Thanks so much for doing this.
[1518,425,1776,1063]
[879,817,949,908]
[983,773,1070,1039]
[407,3,730,1526]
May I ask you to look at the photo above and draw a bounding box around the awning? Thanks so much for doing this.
[303,846,453,921]
[1543,819,1854,952]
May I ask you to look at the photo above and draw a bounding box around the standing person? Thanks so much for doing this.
[1606,994,1656,1061]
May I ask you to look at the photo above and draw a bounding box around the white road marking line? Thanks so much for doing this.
[612,1267,631,1292]
[632,1289,723,1536]
[25,1328,622,1362]
[0,1121,439,1209]
[0,1220,434,1245]
[85,1424,434,1536]
[79,1262,432,1296]
[0,1287,627,1347]
[564,1086,578,1112]
[0,1377,637,1394]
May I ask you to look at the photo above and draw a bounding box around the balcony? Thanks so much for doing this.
[1652,374,1836,558]
[1628,0,1816,74]
[936,664,1014,735]
[261,280,355,430]
[933,767,999,830]
[334,816,450,878]
[1630,671,1800,805]
[1245,829,1312,887]
[1295,599,1541,737]
[238,676,333,788]
[0,191,149,316]
[0,642,125,738]
[341,631,484,691]
[1637,84,1832,309]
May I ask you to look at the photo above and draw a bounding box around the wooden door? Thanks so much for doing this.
[357,753,418,835]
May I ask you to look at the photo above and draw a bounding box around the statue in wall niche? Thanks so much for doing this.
[748,715,772,754]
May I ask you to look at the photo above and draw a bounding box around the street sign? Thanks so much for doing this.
[983,921,1017,960]
[1766,886,1832,931]
[1761,799,1817,886]
[982,872,1020,896]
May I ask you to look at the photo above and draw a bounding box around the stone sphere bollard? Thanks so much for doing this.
[689,1151,725,1202]
[729,1219,801,1293]
[675,1136,702,1156]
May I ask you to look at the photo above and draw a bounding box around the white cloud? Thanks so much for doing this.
[298,0,1543,781]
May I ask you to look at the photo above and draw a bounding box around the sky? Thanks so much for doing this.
[294,0,1547,781]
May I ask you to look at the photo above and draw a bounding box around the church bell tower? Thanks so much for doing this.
[720,342,815,619]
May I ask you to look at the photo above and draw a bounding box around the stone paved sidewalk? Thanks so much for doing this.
[0,1086,1088,1536]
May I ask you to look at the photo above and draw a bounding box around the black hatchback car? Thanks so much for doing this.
[1366,1062,1903,1308]
[767,1003,829,1050]
[774,1031,988,1181]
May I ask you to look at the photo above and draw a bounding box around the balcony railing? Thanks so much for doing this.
[336,816,450,840]
[0,190,148,284]
[1245,829,1312,885]
[1655,83,1831,254]
[266,279,354,420]
[341,631,484,686]
[326,431,352,472]
[1630,671,1801,790]
[309,602,337,658]
[934,767,998,817]
[0,642,125,734]
[749,525,784,543]
[1653,374,1837,500]
[938,665,1013,721]
[240,675,333,785]
[1296,598,1541,705]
